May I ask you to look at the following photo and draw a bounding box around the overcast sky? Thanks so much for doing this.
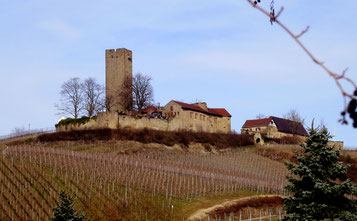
[1,0,356,147]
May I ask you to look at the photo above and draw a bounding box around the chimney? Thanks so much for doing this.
[195,102,207,111]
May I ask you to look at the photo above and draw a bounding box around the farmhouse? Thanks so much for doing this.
[241,116,308,140]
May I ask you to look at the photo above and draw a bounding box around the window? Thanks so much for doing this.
[203,115,205,120]
[190,112,193,118]
[170,106,173,111]
[214,118,217,123]
[195,113,198,119]
[177,112,179,116]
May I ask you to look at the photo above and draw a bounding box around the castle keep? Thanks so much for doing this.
[57,48,232,134]
[105,48,133,112]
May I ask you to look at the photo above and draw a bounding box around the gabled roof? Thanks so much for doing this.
[141,106,157,113]
[242,117,273,128]
[172,100,231,118]
[209,108,232,117]
[271,116,308,136]
[242,116,308,136]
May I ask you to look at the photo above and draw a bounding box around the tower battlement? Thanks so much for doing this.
[106,48,132,57]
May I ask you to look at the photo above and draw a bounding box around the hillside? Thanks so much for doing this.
[0,129,356,220]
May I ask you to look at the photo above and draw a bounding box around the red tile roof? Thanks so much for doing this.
[209,108,232,117]
[242,117,273,128]
[242,116,308,136]
[172,100,231,117]
[141,106,157,113]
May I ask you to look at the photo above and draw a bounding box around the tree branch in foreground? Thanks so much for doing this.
[247,0,357,127]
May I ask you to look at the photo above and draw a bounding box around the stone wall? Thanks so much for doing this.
[328,141,344,150]
[57,110,231,134]
[242,126,306,140]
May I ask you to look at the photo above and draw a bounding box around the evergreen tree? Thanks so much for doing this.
[51,191,85,221]
[283,128,357,221]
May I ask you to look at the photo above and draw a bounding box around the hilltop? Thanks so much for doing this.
[0,129,356,220]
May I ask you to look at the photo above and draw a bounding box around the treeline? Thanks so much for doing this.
[56,73,154,120]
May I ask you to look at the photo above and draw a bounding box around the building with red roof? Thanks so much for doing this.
[140,106,157,115]
[162,100,231,133]
[241,116,308,142]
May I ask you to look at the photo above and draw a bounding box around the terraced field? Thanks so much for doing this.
[0,140,291,220]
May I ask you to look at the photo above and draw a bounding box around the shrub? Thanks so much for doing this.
[268,136,301,145]
[37,128,254,148]
[55,116,93,127]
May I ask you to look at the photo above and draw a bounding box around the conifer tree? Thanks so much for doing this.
[283,128,357,220]
[51,191,85,221]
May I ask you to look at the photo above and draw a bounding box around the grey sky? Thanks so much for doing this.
[1,0,356,147]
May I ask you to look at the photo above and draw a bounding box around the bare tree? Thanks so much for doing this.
[11,127,26,136]
[132,73,154,111]
[81,78,104,117]
[118,75,133,112]
[104,95,115,112]
[56,77,84,119]
[256,114,267,119]
[283,109,305,135]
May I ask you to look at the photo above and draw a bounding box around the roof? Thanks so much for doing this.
[242,116,308,136]
[242,117,273,128]
[141,106,157,113]
[172,100,231,118]
[209,108,232,117]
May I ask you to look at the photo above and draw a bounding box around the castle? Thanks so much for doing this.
[55,48,344,149]
[57,48,232,133]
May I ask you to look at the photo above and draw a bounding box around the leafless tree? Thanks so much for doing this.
[11,127,26,136]
[256,114,267,119]
[284,109,305,125]
[283,109,305,135]
[118,75,133,112]
[81,78,104,117]
[132,72,154,111]
[104,95,115,112]
[56,77,84,119]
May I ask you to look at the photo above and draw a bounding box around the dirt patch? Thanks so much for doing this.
[188,195,283,221]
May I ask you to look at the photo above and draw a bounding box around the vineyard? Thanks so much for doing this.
[0,138,293,220]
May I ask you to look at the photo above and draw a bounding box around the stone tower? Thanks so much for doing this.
[105,48,133,112]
